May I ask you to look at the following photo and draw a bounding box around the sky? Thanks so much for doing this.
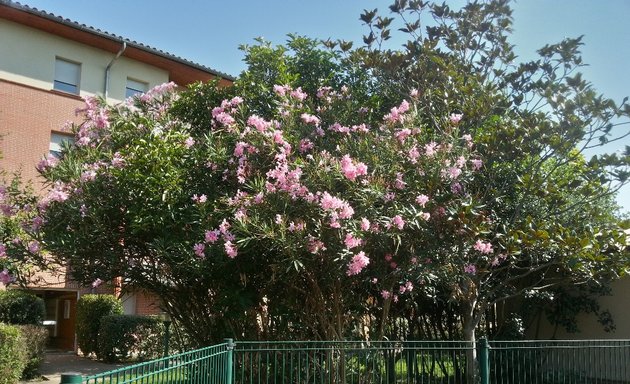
[15,0,630,211]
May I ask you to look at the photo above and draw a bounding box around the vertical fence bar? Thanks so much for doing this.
[478,338,490,384]
[225,338,235,384]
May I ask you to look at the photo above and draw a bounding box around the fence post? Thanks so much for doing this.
[60,373,82,384]
[478,338,490,384]
[225,338,235,384]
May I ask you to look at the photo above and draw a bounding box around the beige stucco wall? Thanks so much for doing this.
[0,18,169,102]
[532,276,630,339]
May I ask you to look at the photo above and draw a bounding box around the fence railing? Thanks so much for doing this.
[233,340,473,384]
[60,339,630,384]
[64,341,233,384]
[489,339,630,384]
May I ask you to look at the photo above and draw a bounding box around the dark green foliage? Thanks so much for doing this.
[97,315,164,363]
[76,294,123,356]
[0,290,45,325]
[0,323,26,384]
[16,325,48,380]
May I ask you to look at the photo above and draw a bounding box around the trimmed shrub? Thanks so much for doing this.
[17,325,48,380]
[0,290,45,325]
[76,294,123,356]
[97,315,165,363]
[0,323,27,384]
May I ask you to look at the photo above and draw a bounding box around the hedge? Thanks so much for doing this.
[76,294,123,356]
[0,323,27,384]
[17,325,48,380]
[0,290,45,325]
[97,315,164,363]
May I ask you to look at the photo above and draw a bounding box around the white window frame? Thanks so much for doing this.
[54,57,81,94]
[49,132,74,158]
[125,78,148,98]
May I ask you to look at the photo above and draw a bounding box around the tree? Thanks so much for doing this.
[0,160,47,287]
[34,3,629,369]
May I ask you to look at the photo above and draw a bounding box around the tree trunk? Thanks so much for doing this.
[463,321,477,384]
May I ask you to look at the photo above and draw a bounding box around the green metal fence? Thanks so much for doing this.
[65,340,233,384]
[61,339,630,384]
[488,340,630,384]
[233,340,472,384]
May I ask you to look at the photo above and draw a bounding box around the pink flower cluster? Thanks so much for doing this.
[346,251,370,276]
[340,155,368,181]
[384,100,410,124]
[36,154,59,172]
[473,240,493,254]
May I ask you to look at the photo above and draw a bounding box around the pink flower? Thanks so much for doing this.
[381,290,391,299]
[288,221,305,232]
[391,215,405,230]
[193,243,205,258]
[247,115,271,132]
[0,244,6,258]
[360,218,370,231]
[473,240,493,254]
[192,194,207,204]
[219,219,231,234]
[224,241,238,258]
[346,251,370,276]
[273,85,288,96]
[91,278,103,288]
[464,264,476,275]
[234,142,247,157]
[111,152,126,168]
[471,159,483,171]
[410,88,419,98]
[184,137,195,148]
[420,212,431,221]
[408,146,420,164]
[290,87,307,101]
[205,230,220,243]
[28,240,40,254]
[445,167,462,180]
[393,173,406,190]
[214,112,235,126]
[308,238,326,254]
[36,154,59,172]
[300,113,320,125]
[31,216,44,231]
[424,142,438,157]
[384,254,393,262]
[0,269,13,285]
[416,194,429,207]
[80,170,97,182]
[449,113,463,124]
[395,128,412,143]
[344,233,362,249]
[299,139,314,153]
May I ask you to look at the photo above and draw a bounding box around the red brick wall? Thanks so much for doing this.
[134,290,163,315]
[0,79,83,192]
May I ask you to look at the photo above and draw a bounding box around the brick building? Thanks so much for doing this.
[0,0,232,351]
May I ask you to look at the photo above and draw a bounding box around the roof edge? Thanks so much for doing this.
[0,0,236,81]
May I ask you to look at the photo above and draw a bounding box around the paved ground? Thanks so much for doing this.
[22,352,130,384]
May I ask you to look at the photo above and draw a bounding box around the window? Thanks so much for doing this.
[50,132,74,158]
[54,58,81,94]
[125,78,148,98]
[63,299,71,319]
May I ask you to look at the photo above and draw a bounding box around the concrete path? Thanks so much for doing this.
[22,352,130,384]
